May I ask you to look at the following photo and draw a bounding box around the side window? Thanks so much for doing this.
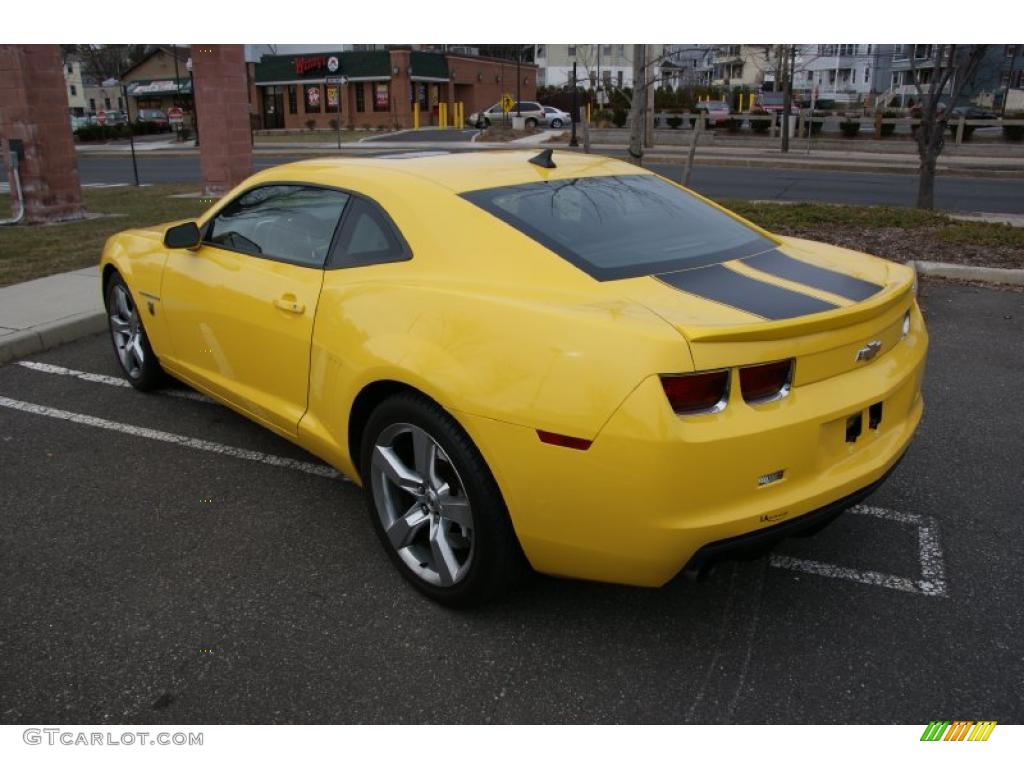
[330,197,409,269]
[203,185,349,267]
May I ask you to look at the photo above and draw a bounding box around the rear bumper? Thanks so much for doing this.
[679,450,905,580]
[457,309,927,588]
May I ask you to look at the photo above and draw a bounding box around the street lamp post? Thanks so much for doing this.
[570,61,579,147]
[122,82,139,187]
[186,57,199,147]
[516,49,522,117]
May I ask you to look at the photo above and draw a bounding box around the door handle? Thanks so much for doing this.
[273,295,305,314]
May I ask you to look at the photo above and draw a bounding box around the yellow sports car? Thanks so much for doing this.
[99,150,927,606]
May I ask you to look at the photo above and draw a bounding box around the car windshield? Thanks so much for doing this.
[705,101,729,110]
[462,174,773,281]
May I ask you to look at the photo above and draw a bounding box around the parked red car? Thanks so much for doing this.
[694,100,731,127]
[137,109,171,131]
[755,91,800,114]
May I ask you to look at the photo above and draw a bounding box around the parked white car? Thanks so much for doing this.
[541,106,571,129]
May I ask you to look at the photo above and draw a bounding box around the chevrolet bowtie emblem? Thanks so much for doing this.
[856,340,883,362]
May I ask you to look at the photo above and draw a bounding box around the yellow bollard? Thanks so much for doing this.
[587,102,592,123]
[458,102,464,127]
[413,103,420,130]
[439,102,447,129]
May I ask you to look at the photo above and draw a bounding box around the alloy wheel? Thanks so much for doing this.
[370,423,474,587]
[109,284,144,380]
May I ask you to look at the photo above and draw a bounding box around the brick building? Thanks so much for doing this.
[253,48,537,130]
[121,46,195,115]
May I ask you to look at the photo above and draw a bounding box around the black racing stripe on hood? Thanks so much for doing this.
[657,264,840,320]
[743,250,883,302]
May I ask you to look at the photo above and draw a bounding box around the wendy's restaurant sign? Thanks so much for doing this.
[295,55,341,76]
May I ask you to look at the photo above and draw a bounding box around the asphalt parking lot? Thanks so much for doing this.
[1,280,1022,725]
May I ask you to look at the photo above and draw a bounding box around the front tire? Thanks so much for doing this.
[525,118,538,128]
[360,392,523,607]
[105,272,163,391]
[550,118,563,129]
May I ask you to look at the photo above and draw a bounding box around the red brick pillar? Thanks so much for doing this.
[389,49,413,129]
[0,45,84,223]
[191,44,253,196]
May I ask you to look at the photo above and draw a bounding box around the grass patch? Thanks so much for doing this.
[719,200,1024,270]
[0,185,209,287]
[719,200,951,230]
[253,130,372,144]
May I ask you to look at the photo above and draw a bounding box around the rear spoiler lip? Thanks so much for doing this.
[676,279,913,344]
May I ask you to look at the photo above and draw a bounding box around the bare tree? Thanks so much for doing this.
[910,44,989,209]
[626,44,647,164]
[62,44,157,82]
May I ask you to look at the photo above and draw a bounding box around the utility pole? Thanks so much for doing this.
[781,45,794,153]
[570,61,579,147]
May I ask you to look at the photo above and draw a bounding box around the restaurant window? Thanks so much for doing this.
[104,97,111,109]
[288,85,297,114]
[374,83,389,112]
[118,97,123,109]
[89,98,96,110]
[567,45,576,57]
[355,83,366,112]
[70,85,77,96]
[326,84,340,111]
[305,84,322,113]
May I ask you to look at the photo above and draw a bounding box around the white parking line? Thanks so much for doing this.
[17,361,212,403]
[0,395,346,481]
[769,504,948,597]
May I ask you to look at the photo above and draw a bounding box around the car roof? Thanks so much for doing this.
[244,150,651,195]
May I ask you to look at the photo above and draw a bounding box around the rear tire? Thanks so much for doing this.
[525,118,538,128]
[550,118,563,129]
[105,272,163,392]
[360,391,524,607]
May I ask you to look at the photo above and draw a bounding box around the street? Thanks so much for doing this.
[1,280,1022,724]
[56,153,1024,213]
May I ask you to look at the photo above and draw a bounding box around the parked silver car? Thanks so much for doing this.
[542,105,571,129]
[469,101,545,128]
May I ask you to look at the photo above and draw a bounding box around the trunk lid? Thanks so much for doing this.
[612,237,916,386]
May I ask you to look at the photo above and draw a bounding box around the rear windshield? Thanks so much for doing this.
[462,174,773,281]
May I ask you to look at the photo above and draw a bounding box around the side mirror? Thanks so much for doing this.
[164,221,201,250]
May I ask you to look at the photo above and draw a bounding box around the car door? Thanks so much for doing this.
[160,184,349,435]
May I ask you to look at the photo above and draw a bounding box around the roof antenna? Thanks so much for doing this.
[528,148,556,169]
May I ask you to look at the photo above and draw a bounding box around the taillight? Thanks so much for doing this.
[537,430,592,450]
[739,359,793,404]
[660,370,730,415]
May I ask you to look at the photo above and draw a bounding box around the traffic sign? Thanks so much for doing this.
[168,107,184,123]
[500,93,515,112]
[97,110,107,126]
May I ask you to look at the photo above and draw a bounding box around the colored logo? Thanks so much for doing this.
[920,721,997,742]
[327,56,339,73]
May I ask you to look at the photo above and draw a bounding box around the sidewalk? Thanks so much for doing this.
[0,267,105,364]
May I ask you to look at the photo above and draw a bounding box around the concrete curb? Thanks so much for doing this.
[0,312,107,365]
[912,260,1024,286]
